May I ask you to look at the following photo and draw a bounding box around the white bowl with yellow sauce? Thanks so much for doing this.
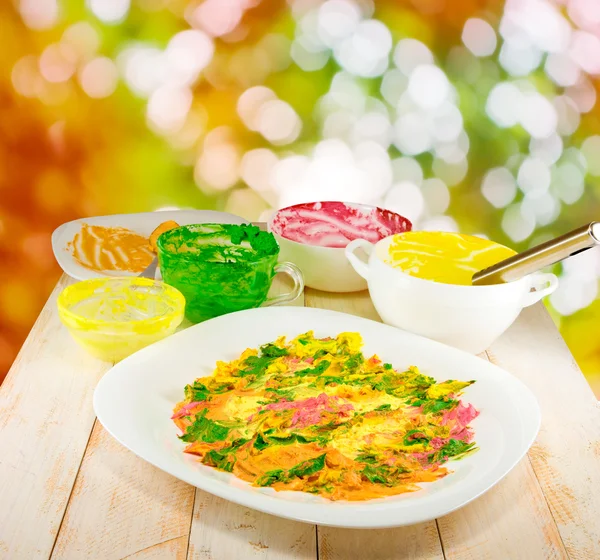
[58,277,185,362]
[346,232,558,355]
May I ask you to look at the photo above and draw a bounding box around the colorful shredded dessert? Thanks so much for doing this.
[172,332,479,501]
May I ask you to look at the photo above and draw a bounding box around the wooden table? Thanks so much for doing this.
[1,274,600,560]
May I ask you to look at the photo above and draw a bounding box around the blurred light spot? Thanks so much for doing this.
[392,157,423,185]
[147,86,192,133]
[421,178,450,214]
[551,276,598,316]
[566,78,597,114]
[11,55,40,98]
[517,157,551,194]
[545,53,580,87]
[380,69,407,107]
[384,181,424,222]
[435,142,466,164]
[562,146,588,172]
[354,141,393,200]
[499,42,543,77]
[240,148,278,203]
[481,167,517,209]
[429,102,463,142]
[569,31,600,75]
[502,203,535,242]
[291,38,330,71]
[393,39,433,76]
[562,247,600,279]
[500,0,571,53]
[155,206,181,211]
[20,0,59,30]
[568,0,600,28]
[273,139,391,208]
[298,9,325,50]
[519,92,557,139]
[87,0,130,24]
[256,100,302,145]
[196,142,240,191]
[486,82,521,127]
[168,108,205,150]
[351,112,392,147]
[334,19,392,78]
[327,71,366,114]
[529,134,563,165]
[118,45,166,97]
[462,18,497,57]
[166,30,214,86]
[554,162,585,204]
[408,65,449,109]
[420,215,459,232]
[79,56,118,98]
[317,0,361,48]
[323,111,354,139]
[61,22,100,58]
[259,34,291,73]
[237,86,277,131]
[193,0,242,37]
[521,191,560,226]
[553,95,581,136]
[432,157,468,187]
[446,46,482,84]
[581,136,600,176]
[39,43,77,83]
[393,113,431,155]
[225,188,269,221]
[271,155,310,202]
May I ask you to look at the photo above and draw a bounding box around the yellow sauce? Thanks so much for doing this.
[385,231,517,285]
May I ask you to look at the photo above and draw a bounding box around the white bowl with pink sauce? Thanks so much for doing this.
[267,201,412,292]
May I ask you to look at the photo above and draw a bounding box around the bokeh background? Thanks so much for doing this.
[1,0,600,394]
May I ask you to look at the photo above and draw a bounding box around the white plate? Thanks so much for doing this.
[52,210,248,280]
[93,307,540,528]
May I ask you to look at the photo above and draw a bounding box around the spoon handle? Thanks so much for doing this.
[472,222,600,285]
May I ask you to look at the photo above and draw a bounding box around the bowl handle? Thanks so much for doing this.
[345,239,374,280]
[522,272,559,307]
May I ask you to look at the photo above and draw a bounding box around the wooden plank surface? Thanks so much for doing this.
[187,493,316,560]
[487,304,600,558]
[50,422,196,560]
[0,276,112,560]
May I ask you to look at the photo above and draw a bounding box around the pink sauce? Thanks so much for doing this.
[255,393,354,428]
[270,201,412,248]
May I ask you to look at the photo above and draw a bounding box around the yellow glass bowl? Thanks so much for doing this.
[57,277,185,362]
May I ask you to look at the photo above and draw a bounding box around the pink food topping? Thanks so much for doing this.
[442,403,479,443]
[171,401,205,419]
[258,393,354,428]
[270,201,412,248]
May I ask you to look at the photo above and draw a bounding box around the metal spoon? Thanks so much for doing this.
[472,222,600,285]
[138,257,158,279]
